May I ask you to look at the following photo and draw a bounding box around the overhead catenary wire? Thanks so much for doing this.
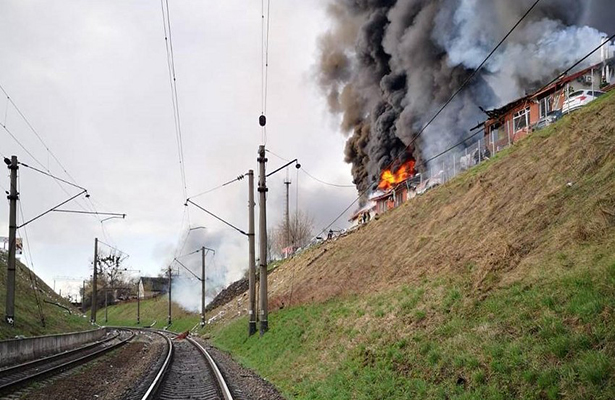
[186,199,248,236]
[96,239,130,257]
[263,0,272,115]
[19,162,87,191]
[0,84,113,242]
[187,174,245,201]
[301,169,355,188]
[17,192,46,326]
[2,123,46,169]
[266,149,355,188]
[0,83,80,186]
[176,248,204,259]
[18,190,88,229]
[160,0,189,202]
[260,0,272,144]
[172,258,202,281]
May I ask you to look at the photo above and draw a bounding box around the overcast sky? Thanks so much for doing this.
[1,1,613,302]
[0,0,358,299]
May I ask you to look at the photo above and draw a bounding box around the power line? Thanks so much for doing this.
[316,0,544,236]
[2,123,46,169]
[317,17,611,237]
[160,0,188,202]
[540,32,615,91]
[18,189,88,229]
[186,199,248,236]
[260,0,272,144]
[172,207,190,259]
[187,174,245,201]
[0,93,109,234]
[266,149,354,188]
[97,239,130,257]
[301,169,355,188]
[263,0,272,115]
[17,194,46,326]
[19,162,87,191]
[315,126,485,239]
[0,83,80,186]
[406,0,542,150]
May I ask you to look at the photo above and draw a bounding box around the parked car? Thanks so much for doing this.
[532,110,563,131]
[562,90,605,113]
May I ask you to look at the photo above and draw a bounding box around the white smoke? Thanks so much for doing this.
[317,0,610,190]
[169,227,246,312]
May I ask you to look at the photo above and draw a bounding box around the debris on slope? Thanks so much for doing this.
[205,277,248,313]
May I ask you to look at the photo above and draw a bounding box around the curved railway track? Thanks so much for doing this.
[142,330,233,400]
[0,329,134,396]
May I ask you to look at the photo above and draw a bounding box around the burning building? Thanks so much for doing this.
[484,38,615,152]
[317,0,615,197]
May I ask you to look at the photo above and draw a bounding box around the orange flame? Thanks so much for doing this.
[378,160,415,191]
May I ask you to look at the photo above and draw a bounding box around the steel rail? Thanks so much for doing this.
[0,330,119,375]
[139,330,174,400]
[0,329,134,395]
[142,330,233,400]
[187,337,234,400]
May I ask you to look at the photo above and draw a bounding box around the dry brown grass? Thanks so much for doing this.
[260,93,615,311]
[209,93,615,327]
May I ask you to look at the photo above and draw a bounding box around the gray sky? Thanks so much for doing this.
[0,1,357,299]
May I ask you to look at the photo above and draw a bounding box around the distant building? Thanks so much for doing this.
[138,277,169,299]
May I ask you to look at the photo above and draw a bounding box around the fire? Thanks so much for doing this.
[378,160,415,190]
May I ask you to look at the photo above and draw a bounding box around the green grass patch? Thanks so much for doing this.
[0,255,91,339]
[210,256,615,399]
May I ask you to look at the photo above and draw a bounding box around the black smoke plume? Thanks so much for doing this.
[317,0,609,193]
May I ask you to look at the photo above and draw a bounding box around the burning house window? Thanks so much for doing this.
[513,107,530,132]
[539,97,551,118]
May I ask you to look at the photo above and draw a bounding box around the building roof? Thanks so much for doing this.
[140,277,169,292]
[484,61,606,121]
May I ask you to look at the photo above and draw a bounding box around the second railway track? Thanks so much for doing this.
[0,329,134,397]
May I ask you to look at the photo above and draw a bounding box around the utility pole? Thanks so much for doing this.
[136,280,140,325]
[247,170,257,336]
[257,145,269,335]
[82,280,86,314]
[201,246,206,327]
[104,285,108,323]
[167,266,172,326]
[91,238,98,323]
[5,155,18,326]
[284,177,291,255]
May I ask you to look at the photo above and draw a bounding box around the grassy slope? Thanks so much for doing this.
[101,296,201,333]
[209,92,615,399]
[0,253,91,339]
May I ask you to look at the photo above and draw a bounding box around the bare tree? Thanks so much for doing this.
[272,210,314,257]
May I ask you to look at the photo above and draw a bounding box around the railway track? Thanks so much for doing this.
[0,329,134,396]
[142,330,233,400]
